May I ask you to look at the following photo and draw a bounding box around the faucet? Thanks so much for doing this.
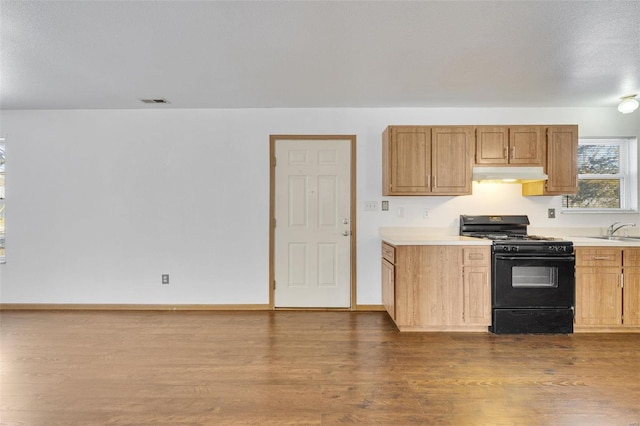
[607,221,636,237]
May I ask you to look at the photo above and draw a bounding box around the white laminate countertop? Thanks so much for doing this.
[380,228,490,246]
[566,236,640,247]
[379,227,640,247]
[381,235,492,246]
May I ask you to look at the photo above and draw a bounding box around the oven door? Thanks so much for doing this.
[493,254,575,308]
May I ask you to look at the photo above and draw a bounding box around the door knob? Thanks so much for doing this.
[342,230,350,236]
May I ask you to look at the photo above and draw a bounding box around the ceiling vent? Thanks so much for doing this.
[140,98,170,104]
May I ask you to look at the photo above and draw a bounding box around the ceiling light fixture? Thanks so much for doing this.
[618,94,639,114]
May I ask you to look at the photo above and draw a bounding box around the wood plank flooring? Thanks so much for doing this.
[1,310,639,425]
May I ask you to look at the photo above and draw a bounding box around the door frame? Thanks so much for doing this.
[269,135,357,310]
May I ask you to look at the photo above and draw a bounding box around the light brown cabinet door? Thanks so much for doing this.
[623,249,640,326]
[575,266,623,326]
[431,127,473,194]
[623,268,640,326]
[475,126,508,164]
[463,266,491,325]
[382,258,395,321]
[394,245,427,327]
[383,126,431,195]
[544,125,578,194]
[509,126,544,165]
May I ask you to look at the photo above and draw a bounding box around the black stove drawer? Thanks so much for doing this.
[491,308,574,334]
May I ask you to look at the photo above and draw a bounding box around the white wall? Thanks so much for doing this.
[0,107,638,305]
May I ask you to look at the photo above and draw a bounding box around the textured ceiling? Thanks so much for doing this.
[1,0,639,110]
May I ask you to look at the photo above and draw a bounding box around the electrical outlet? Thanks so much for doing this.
[162,274,170,284]
[548,208,556,219]
[381,200,389,211]
[423,209,429,218]
[364,201,378,211]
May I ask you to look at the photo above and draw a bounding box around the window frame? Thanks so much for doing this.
[562,137,638,213]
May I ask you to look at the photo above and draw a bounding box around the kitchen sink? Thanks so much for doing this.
[583,236,640,241]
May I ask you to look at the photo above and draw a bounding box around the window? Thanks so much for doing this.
[563,138,637,212]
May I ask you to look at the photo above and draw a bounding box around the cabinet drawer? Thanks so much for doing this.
[624,248,640,266]
[382,242,396,263]
[463,247,490,266]
[576,248,622,267]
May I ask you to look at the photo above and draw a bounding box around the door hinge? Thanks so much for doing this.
[273,218,276,228]
[273,157,277,167]
[273,280,276,290]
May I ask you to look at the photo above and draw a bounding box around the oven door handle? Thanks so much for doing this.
[494,255,575,262]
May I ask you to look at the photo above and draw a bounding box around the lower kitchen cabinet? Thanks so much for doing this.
[462,248,491,326]
[381,258,395,321]
[381,242,490,331]
[575,247,640,331]
[622,249,640,326]
[575,266,622,326]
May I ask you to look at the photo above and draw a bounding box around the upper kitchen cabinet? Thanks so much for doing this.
[382,126,431,194]
[475,126,544,166]
[382,126,473,196]
[522,125,578,196]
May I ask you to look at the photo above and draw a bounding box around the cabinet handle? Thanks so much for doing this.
[503,147,508,159]
[593,256,613,260]
[621,274,624,288]
[512,146,516,158]
[427,175,431,188]
[433,176,436,188]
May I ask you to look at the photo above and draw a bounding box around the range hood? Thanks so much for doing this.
[472,166,548,183]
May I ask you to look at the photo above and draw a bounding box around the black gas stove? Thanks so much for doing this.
[460,215,575,334]
[460,214,573,253]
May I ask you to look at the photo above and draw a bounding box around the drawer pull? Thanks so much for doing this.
[593,256,613,260]
[468,253,484,260]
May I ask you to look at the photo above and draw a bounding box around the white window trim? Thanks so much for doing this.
[562,137,638,214]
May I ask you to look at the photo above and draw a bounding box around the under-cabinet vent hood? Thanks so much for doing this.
[472,166,548,183]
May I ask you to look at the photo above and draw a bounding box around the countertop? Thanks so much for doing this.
[381,235,492,246]
[380,227,640,247]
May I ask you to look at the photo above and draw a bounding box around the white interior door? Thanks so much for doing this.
[274,138,352,308]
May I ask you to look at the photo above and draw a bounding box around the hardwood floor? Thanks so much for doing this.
[1,310,639,425]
